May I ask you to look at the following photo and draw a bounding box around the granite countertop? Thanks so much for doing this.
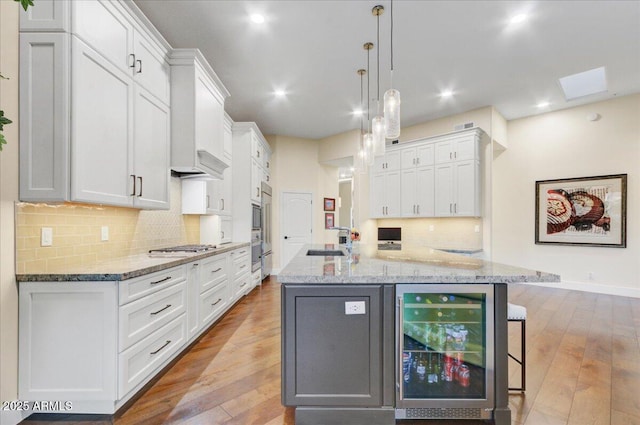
[16,242,251,282]
[278,244,560,284]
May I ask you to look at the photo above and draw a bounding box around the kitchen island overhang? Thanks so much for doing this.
[279,244,560,425]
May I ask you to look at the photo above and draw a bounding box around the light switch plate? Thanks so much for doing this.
[101,226,109,241]
[41,227,53,246]
[345,301,366,315]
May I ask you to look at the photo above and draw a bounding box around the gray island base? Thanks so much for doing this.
[279,244,560,425]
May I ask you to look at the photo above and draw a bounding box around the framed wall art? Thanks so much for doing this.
[535,174,627,247]
[323,197,335,211]
[325,213,335,229]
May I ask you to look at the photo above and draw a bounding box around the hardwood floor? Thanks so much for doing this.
[23,278,640,425]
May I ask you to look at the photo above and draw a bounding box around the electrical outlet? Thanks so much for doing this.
[429,225,435,232]
[474,225,480,233]
[41,227,53,247]
[101,226,109,241]
[345,301,366,315]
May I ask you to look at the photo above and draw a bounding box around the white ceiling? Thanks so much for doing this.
[134,0,640,140]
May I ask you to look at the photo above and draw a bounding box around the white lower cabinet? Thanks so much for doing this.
[18,246,252,414]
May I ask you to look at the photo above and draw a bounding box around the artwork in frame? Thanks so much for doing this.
[324,197,336,211]
[325,213,335,229]
[535,174,627,247]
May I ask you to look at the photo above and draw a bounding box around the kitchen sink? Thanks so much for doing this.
[306,249,345,257]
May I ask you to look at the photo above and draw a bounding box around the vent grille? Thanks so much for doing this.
[404,407,484,419]
[454,122,475,131]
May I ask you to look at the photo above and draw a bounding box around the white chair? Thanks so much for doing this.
[507,302,527,392]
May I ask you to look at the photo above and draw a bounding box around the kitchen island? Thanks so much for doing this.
[279,244,559,425]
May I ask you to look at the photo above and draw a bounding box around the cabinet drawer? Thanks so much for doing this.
[199,282,230,326]
[118,313,186,398]
[200,254,228,294]
[233,274,251,299]
[119,281,186,351]
[232,252,250,279]
[119,265,186,305]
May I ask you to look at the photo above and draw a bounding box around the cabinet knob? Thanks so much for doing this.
[284,236,289,239]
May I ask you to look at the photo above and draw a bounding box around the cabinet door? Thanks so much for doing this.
[434,163,454,216]
[385,150,401,171]
[133,86,170,209]
[72,0,132,73]
[416,144,435,166]
[435,140,453,164]
[206,179,223,214]
[194,66,224,159]
[385,171,401,217]
[416,166,435,217]
[282,285,384,406]
[251,159,262,204]
[401,148,416,169]
[186,262,200,339]
[370,173,386,218]
[454,160,480,216]
[400,169,417,217]
[220,217,233,244]
[220,163,233,216]
[132,29,170,105]
[454,137,477,162]
[71,36,134,207]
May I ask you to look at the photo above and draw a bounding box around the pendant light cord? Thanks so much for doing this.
[367,46,371,130]
[390,0,394,87]
[376,11,381,113]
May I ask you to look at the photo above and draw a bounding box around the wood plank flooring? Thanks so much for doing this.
[23,278,640,425]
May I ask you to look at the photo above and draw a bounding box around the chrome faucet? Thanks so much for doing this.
[329,226,353,251]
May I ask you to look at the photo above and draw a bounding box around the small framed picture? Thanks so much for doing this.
[535,174,627,247]
[325,213,335,229]
[324,197,336,211]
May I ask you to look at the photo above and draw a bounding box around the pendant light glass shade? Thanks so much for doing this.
[384,88,401,139]
[363,132,375,166]
[372,115,385,155]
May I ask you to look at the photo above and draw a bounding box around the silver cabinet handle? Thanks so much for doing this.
[128,54,136,68]
[450,203,453,213]
[454,203,457,213]
[239,250,247,254]
[239,264,247,269]
[221,231,225,238]
[212,267,222,273]
[206,195,210,209]
[136,59,142,74]
[397,296,405,401]
[417,205,420,214]
[417,157,420,165]
[240,281,248,288]
[221,198,225,211]
[137,176,143,197]
[150,276,171,285]
[130,175,136,196]
[150,304,171,316]
[413,205,416,214]
[212,298,222,306]
[150,340,171,355]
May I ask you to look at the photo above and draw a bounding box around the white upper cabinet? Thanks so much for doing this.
[170,49,230,178]
[372,151,401,173]
[19,0,171,209]
[434,132,478,164]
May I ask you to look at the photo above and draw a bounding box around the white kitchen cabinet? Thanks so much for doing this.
[186,262,200,339]
[401,167,435,217]
[221,217,233,244]
[401,144,434,169]
[370,170,401,218]
[170,49,230,178]
[434,160,480,217]
[435,133,478,164]
[372,150,401,173]
[19,0,171,209]
[251,159,263,204]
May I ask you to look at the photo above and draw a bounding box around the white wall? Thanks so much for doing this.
[492,94,640,297]
[267,135,340,272]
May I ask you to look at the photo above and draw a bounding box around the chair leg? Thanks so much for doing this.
[508,319,526,392]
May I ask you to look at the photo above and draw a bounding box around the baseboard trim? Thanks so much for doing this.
[525,280,640,299]
[1,409,31,425]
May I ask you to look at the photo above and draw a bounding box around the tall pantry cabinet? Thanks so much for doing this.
[19,0,171,209]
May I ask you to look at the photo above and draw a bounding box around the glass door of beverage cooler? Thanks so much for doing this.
[396,284,495,420]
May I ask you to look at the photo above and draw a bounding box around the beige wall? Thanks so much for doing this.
[493,94,640,296]
[0,0,21,418]
[15,179,200,274]
[267,135,340,271]
[377,217,483,251]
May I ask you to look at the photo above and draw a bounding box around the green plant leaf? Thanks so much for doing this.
[0,133,7,151]
[15,0,34,12]
[0,73,8,80]
[0,110,11,131]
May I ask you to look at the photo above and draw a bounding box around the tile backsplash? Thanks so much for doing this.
[15,178,199,273]
[376,217,483,251]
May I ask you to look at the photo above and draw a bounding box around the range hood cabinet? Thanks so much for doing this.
[171,150,228,180]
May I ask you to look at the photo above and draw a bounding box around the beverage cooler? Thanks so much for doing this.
[396,284,495,420]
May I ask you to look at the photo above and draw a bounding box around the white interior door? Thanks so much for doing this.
[281,192,313,269]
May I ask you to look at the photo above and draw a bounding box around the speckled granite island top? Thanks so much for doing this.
[278,244,560,284]
[16,242,250,282]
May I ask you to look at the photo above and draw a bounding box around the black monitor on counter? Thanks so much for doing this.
[377,227,401,242]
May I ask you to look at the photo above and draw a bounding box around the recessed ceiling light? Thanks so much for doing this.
[509,14,528,25]
[250,14,265,24]
[352,109,364,116]
[274,89,286,97]
[558,67,607,101]
[440,90,454,98]
[536,101,550,108]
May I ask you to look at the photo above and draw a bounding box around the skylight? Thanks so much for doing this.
[558,67,607,101]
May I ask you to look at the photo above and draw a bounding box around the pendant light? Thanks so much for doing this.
[371,5,386,156]
[354,69,367,173]
[384,0,401,139]
[363,42,375,166]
